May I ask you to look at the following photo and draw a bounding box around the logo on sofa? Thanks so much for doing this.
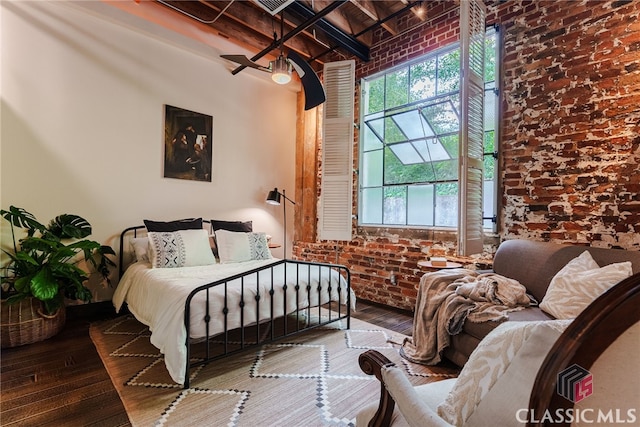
[557,364,593,403]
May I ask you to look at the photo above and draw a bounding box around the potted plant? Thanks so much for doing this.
[1,206,115,347]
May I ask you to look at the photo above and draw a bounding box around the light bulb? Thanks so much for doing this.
[271,56,291,84]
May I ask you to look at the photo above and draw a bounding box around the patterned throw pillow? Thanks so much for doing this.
[214,230,272,263]
[437,320,571,426]
[539,251,632,319]
[148,229,216,268]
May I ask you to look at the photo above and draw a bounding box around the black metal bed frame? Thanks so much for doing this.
[118,223,351,389]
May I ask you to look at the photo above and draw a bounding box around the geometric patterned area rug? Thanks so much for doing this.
[90,314,458,427]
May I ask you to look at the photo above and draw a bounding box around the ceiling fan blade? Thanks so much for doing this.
[220,55,271,72]
[287,51,326,110]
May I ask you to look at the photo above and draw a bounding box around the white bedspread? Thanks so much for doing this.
[112,259,354,385]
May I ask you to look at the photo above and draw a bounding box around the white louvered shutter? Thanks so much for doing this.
[458,0,486,256]
[319,60,355,241]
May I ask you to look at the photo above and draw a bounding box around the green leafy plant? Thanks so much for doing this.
[1,206,115,315]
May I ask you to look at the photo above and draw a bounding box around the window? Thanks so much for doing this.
[359,27,498,230]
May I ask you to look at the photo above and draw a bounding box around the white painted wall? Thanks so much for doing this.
[0,1,298,301]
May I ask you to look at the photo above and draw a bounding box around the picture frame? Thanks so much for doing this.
[163,104,213,182]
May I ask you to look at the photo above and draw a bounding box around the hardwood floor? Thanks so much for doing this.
[353,299,415,336]
[0,304,131,427]
[0,300,414,426]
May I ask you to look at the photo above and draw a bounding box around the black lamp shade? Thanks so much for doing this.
[287,51,326,111]
[266,188,281,205]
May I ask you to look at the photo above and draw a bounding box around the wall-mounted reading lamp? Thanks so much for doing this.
[266,187,296,259]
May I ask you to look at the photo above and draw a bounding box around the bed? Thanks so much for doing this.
[112,219,353,388]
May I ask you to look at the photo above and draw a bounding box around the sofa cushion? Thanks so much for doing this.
[445,308,555,367]
[506,307,554,322]
[461,307,553,341]
[460,319,502,341]
[444,333,480,367]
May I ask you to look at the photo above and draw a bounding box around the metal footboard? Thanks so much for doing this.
[182,259,351,388]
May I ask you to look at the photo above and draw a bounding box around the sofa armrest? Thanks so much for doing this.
[381,365,452,427]
[359,350,396,427]
[359,350,452,427]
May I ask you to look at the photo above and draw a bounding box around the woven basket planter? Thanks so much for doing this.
[1,298,66,348]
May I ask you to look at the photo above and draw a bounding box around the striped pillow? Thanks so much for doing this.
[540,251,632,319]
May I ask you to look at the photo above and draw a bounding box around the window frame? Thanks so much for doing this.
[357,26,499,232]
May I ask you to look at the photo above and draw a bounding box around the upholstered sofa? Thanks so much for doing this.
[443,239,640,367]
[357,272,640,427]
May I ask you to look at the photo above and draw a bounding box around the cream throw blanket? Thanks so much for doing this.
[400,268,534,365]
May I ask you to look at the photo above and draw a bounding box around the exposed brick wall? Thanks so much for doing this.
[357,1,460,79]
[294,230,482,311]
[494,0,640,249]
[294,0,640,310]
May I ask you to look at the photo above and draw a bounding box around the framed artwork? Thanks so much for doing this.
[163,105,213,182]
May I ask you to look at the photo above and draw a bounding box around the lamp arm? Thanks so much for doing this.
[280,193,296,205]
[279,188,296,205]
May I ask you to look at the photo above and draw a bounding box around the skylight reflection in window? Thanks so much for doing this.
[413,138,451,162]
[389,143,423,165]
[391,110,435,140]
[364,101,458,165]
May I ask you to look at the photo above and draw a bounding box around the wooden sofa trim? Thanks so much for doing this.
[527,272,640,427]
[358,350,397,427]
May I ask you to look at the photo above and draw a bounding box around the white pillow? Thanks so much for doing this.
[540,251,632,319]
[556,250,600,274]
[437,320,571,426]
[129,237,150,263]
[214,230,272,263]
[148,229,216,268]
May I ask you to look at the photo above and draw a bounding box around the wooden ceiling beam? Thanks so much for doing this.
[159,1,328,64]
[349,0,399,36]
[286,1,369,61]
[204,1,330,62]
[156,0,426,64]
[231,0,351,73]
[323,1,374,45]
